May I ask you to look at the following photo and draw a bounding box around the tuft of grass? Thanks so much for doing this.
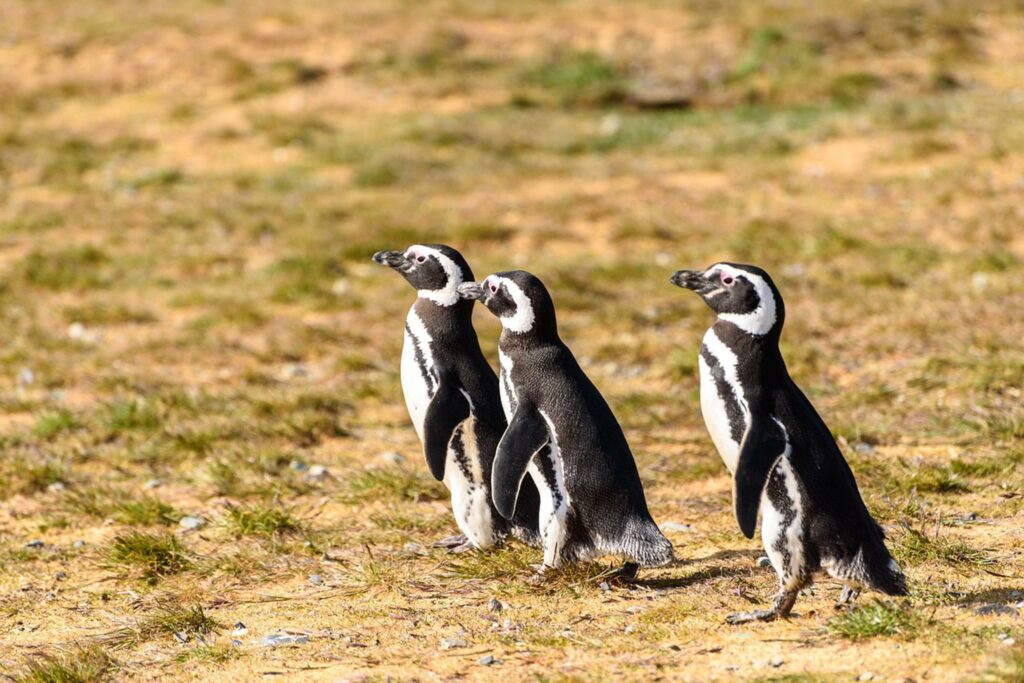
[894,528,995,568]
[102,603,221,649]
[103,399,161,433]
[62,488,179,526]
[829,600,924,641]
[17,645,116,683]
[225,503,302,539]
[105,532,192,582]
[21,246,111,291]
[174,643,240,664]
[34,410,81,439]
[979,646,1024,683]
[343,466,447,503]
[10,459,67,494]
[520,52,626,108]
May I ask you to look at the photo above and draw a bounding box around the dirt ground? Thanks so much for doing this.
[0,0,1023,681]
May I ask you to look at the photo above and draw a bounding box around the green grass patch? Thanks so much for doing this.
[102,603,221,649]
[17,645,116,683]
[829,600,924,641]
[225,503,303,539]
[105,532,192,582]
[34,410,81,439]
[894,528,995,568]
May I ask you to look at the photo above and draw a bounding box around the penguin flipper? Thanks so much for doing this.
[493,403,549,520]
[734,414,787,539]
[422,373,470,481]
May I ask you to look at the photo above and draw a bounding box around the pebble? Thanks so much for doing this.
[854,443,875,454]
[624,625,635,634]
[1003,637,1016,646]
[54,572,67,581]
[289,459,309,472]
[323,548,345,562]
[308,465,328,479]
[72,540,85,549]
[661,522,694,533]
[68,322,100,344]
[231,639,243,647]
[975,604,1019,617]
[143,478,163,490]
[179,516,205,531]
[17,368,34,386]
[477,655,498,666]
[488,598,503,613]
[441,638,467,650]
[599,581,611,592]
[768,657,784,668]
[46,482,66,493]
[232,622,248,636]
[402,542,425,555]
[858,673,874,681]
[757,556,772,568]
[25,540,44,549]
[377,451,406,466]
[331,278,352,296]
[261,633,310,647]
[173,631,189,643]
[283,363,308,379]
[308,574,323,586]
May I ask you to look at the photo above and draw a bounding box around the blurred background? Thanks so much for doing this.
[1,1,1023,679]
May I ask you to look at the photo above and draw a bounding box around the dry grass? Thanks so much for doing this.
[0,0,1022,680]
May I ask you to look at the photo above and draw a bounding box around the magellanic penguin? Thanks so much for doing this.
[457,271,673,577]
[372,245,540,551]
[670,263,907,622]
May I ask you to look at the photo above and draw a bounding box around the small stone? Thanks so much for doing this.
[232,622,248,636]
[72,540,85,549]
[441,638,467,650]
[261,633,310,647]
[323,548,345,562]
[377,451,406,466]
[488,598,503,613]
[972,272,989,292]
[858,673,874,682]
[757,556,772,568]
[599,581,611,592]
[768,657,784,668]
[289,459,309,472]
[231,639,243,647]
[662,522,694,533]
[46,482,66,493]
[331,278,352,296]
[975,603,1019,617]
[143,478,163,490]
[25,540,44,549]
[17,368,34,386]
[54,571,67,581]
[283,363,308,379]
[1003,637,1016,646]
[173,631,189,643]
[178,516,205,531]
[624,624,635,634]
[854,443,875,454]
[402,542,425,555]
[308,465,328,479]
[308,574,323,586]
[477,654,498,666]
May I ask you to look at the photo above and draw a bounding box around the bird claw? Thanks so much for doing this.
[432,534,469,549]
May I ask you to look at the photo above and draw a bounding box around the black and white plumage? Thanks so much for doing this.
[457,271,673,575]
[373,245,539,550]
[671,263,907,622]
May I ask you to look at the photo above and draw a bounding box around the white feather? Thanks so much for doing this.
[711,264,778,335]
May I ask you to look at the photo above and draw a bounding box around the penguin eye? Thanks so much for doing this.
[416,255,427,264]
[721,273,735,286]
[489,282,498,294]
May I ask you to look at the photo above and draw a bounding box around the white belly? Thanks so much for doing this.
[698,329,748,474]
[444,417,498,548]
[400,309,437,440]
[529,410,571,568]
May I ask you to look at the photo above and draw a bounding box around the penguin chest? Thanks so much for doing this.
[400,309,438,441]
[497,348,517,419]
[698,331,749,474]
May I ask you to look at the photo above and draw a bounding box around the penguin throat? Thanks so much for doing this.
[497,280,535,333]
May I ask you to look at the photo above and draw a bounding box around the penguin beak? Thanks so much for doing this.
[670,269,713,293]
[456,282,485,302]
[372,250,410,270]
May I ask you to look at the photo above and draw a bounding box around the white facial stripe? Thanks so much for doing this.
[710,264,778,335]
[493,276,535,333]
[409,245,462,307]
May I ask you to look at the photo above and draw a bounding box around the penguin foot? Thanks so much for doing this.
[835,586,861,609]
[609,562,640,582]
[725,608,780,624]
[432,534,469,549]
[448,541,476,554]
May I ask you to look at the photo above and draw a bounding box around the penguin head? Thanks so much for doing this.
[372,244,473,307]
[670,262,785,336]
[457,270,556,337]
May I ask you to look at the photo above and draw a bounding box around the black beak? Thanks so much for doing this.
[670,269,713,293]
[456,282,485,301]
[373,250,410,270]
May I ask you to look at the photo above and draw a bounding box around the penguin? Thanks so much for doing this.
[372,245,539,551]
[670,262,907,622]
[457,271,673,577]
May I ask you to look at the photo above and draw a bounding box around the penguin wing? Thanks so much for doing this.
[492,402,549,520]
[734,413,788,539]
[422,371,470,481]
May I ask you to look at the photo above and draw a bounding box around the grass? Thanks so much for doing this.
[104,532,192,582]
[829,601,926,641]
[0,0,1022,680]
[101,603,222,649]
[17,645,116,683]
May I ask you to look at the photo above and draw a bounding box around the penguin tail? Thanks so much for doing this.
[623,519,674,567]
[863,539,909,596]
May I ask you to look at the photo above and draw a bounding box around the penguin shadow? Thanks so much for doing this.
[628,549,764,590]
